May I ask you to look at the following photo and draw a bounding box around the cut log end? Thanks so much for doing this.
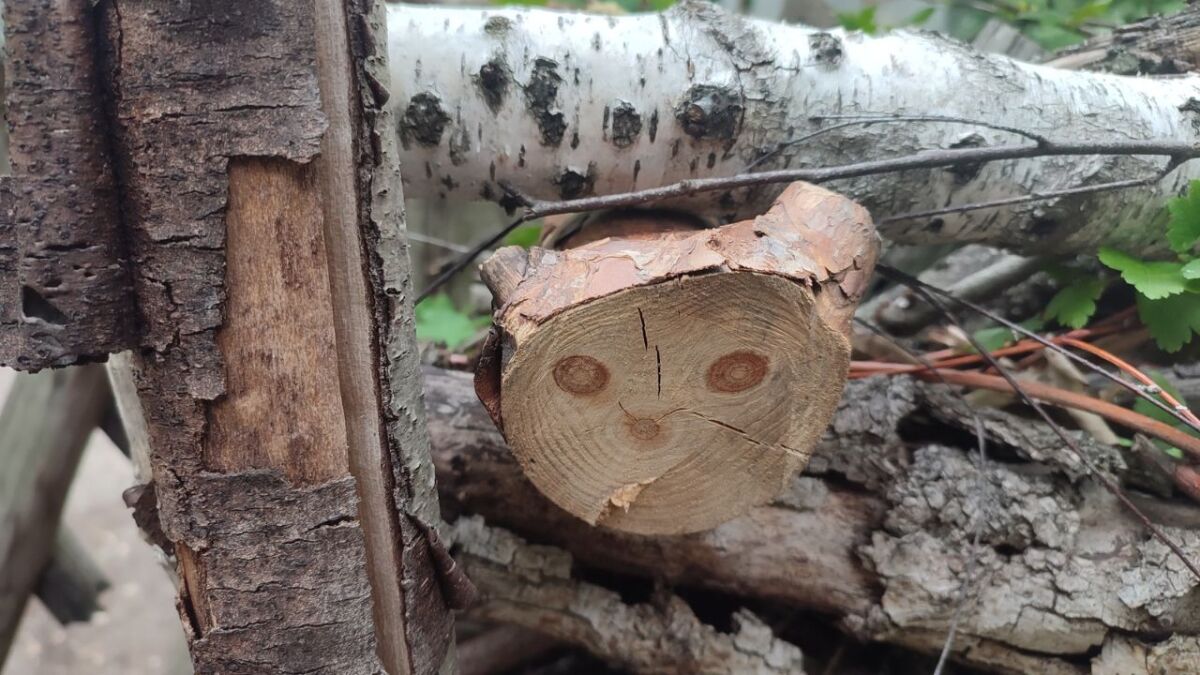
[480,182,878,534]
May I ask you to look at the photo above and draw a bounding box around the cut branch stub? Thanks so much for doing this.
[478,182,879,534]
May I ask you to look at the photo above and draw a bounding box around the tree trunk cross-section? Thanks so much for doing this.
[98,1,452,673]
[479,182,878,533]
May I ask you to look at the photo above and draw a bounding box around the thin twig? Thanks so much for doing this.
[876,265,1200,436]
[517,139,1193,220]
[878,264,1200,582]
[879,161,1180,224]
[747,113,1051,171]
[417,215,526,303]
[423,138,1192,300]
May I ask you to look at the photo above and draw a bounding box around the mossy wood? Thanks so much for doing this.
[478,182,879,534]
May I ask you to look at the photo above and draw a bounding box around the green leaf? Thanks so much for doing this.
[968,317,1045,354]
[1098,247,1187,300]
[1168,180,1200,254]
[904,7,936,26]
[502,222,543,249]
[837,6,878,33]
[1044,278,1106,329]
[415,294,489,350]
[1184,259,1200,280]
[1138,292,1200,352]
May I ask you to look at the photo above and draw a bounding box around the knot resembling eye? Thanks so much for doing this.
[553,355,609,395]
[706,351,768,393]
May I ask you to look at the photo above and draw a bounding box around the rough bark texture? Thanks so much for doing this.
[100,1,451,672]
[1047,6,1200,73]
[452,516,809,675]
[0,365,110,665]
[478,182,878,534]
[386,1,1200,256]
[0,0,135,371]
[423,366,1200,674]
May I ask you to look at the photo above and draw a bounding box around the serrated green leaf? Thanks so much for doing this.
[1098,248,1187,300]
[1168,180,1200,254]
[415,293,489,350]
[1044,278,1106,329]
[1138,292,1200,352]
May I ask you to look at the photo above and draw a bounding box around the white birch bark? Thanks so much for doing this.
[387,0,1200,255]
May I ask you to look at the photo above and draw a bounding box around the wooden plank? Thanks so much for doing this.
[0,365,109,665]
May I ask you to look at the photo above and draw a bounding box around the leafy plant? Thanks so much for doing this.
[1099,190,1200,352]
[415,293,490,350]
[1049,180,1200,352]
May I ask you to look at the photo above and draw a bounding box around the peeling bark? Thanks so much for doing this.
[387,1,1200,256]
[451,516,809,675]
[100,2,451,672]
[424,366,1200,674]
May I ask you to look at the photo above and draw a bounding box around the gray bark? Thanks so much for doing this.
[423,366,1200,675]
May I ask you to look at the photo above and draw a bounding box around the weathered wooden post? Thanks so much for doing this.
[1,1,454,672]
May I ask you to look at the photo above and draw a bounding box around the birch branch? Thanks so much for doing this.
[387,1,1200,255]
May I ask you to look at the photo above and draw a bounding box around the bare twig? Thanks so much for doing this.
[878,264,1200,583]
[417,215,527,303]
[747,113,1052,171]
[516,139,1192,220]
[423,136,1192,300]
[879,161,1180,224]
[881,268,1200,437]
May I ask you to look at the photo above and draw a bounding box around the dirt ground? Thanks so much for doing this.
[2,368,192,675]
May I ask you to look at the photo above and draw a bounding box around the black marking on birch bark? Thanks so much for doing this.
[1181,98,1200,133]
[675,85,742,141]
[441,175,459,191]
[689,157,699,173]
[671,138,681,158]
[1029,215,1060,239]
[592,32,602,50]
[400,92,451,149]
[475,57,511,113]
[570,130,581,149]
[948,133,986,183]
[555,163,598,199]
[706,152,717,169]
[518,145,527,168]
[602,104,611,141]
[610,102,642,148]
[484,15,511,35]
[448,127,472,166]
[480,182,496,201]
[489,161,497,181]
[524,57,567,147]
[425,162,433,179]
[648,109,659,143]
[633,160,642,184]
[809,33,843,66]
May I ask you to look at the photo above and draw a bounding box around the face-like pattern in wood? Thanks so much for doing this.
[500,272,849,535]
